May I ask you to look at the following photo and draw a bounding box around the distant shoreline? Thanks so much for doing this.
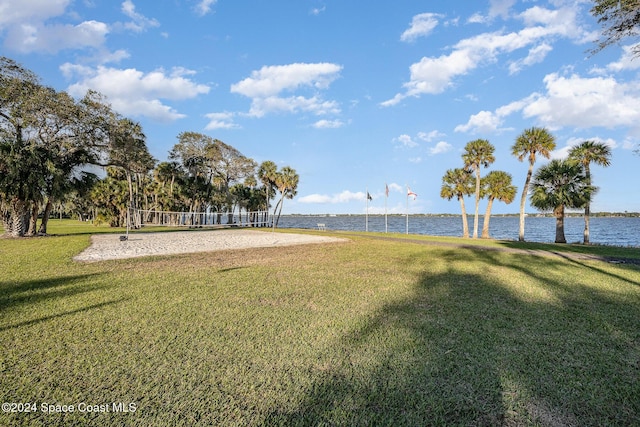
[285,212,640,218]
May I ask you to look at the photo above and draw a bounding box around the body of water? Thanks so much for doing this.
[278,215,640,247]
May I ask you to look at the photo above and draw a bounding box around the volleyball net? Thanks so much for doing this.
[129,208,271,229]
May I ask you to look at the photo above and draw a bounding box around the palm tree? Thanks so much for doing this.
[530,159,592,243]
[462,139,495,238]
[440,168,475,238]
[512,127,556,241]
[480,171,517,239]
[258,160,278,226]
[568,141,612,244]
[109,118,155,212]
[273,166,299,228]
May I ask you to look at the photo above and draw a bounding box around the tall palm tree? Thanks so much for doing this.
[273,166,299,228]
[568,141,612,244]
[440,168,475,238]
[462,139,495,238]
[512,127,556,241]
[480,171,517,239]
[258,160,278,226]
[530,159,591,244]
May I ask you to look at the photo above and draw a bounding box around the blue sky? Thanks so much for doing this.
[2,0,639,215]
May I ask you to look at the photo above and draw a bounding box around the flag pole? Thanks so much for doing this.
[365,187,369,232]
[405,185,418,234]
[385,183,388,233]
[406,185,409,234]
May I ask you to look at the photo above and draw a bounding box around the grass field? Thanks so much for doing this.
[1,220,639,426]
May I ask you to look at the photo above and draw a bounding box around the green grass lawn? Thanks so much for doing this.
[1,220,639,426]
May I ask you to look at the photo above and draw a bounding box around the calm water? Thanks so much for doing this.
[278,215,640,247]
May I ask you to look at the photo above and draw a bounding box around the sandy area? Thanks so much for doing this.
[74,229,347,262]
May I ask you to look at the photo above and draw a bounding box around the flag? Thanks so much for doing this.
[407,186,417,200]
[385,183,389,197]
[367,192,373,201]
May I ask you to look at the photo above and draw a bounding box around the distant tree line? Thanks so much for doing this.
[0,56,298,237]
[440,128,612,244]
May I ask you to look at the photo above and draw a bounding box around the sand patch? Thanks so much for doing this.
[74,229,347,262]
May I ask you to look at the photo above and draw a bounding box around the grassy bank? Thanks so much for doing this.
[1,221,639,425]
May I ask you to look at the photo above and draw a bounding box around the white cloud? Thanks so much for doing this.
[62,64,210,122]
[518,5,584,39]
[417,130,446,142]
[468,0,516,24]
[387,183,403,193]
[522,73,640,130]
[204,112,239,130]
[231,63,342,118]
[194,0,217,16]
[92,49,131,64]
[301,185,422,208]
[604,45,640,73]
[400,13,441,43]
[394,134,419,148]
[455,97,534,134]
[454,110,504,134]
[299,190,366,204]
[120,0,159,32]
[382,4,589,106]
[0,0,69,30]
[509,43,553,74]
[489,0,516,20]
[4,20,109,53]
[313,119,345,129]
[467,13,487,24]
[0,0,159,54]
[231,63,342,98]
[458,72,640,135]
[394,131,451,154]
[310,6,326,16]
[248,96,340,118]
[429,141,453,155]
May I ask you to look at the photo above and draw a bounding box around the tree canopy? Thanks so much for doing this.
[1,57,295,236]
[512,127,557,242]
[531,159,592,243]
[591,0,640,57]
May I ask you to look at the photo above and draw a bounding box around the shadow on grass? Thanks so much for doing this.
[0,273,108,311]
[497,239,640,262]
[548,251,640,287]
[264,248,639,425]
[0,297,129,332]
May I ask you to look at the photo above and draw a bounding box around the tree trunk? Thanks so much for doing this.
[554,205,566,244]
[2,207,13,235]
[583,166,591,244]
[518,164,534,242]
[274,194,286,228]
[10,198,29,237]
[481,197,494,239]
[458,195,470,238]
[126,171,134,208]
[473,168,480,239]
[276,199,285,228]
[27,201,39,236]
[38,198,53,234]
[266,186,270,225]
[583,204,590,244]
